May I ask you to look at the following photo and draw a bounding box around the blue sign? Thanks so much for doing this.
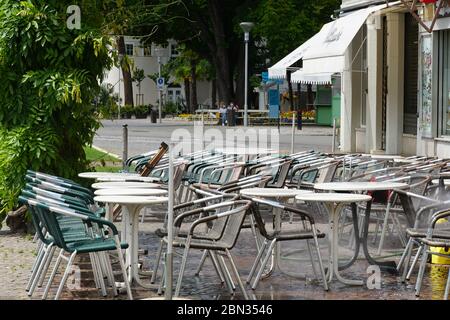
[157,77,165,90]
[268,89,279,106]
[262,71,269,83]
[269,105,280,119]
[268,89,280,119]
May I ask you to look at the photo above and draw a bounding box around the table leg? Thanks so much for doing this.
[330,204,363,285]
[127,205,157,289]
[338,202,361,271]
[361,200,398,273]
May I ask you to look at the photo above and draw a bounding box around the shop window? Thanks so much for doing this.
[440,30,450,136]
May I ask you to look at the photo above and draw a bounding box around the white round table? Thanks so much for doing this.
[314,181,409,272]
[94,195,168,288]
[91,182,162,189]
[240,188,313,278]
[314,182,409,192]
[79,172,160,183]
[296,193,372,286]
[94,188,167,196]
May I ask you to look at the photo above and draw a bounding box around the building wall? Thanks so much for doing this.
[103,37,213,108]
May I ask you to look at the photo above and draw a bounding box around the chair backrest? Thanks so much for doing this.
[215,200,251,249]
[139,142,169,176]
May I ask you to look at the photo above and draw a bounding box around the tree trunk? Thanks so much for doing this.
[211,78,217,108]
[184,78,191,113]
[117,36,134,107]
[287,70,295,112]
[235,41,245,108]
[190,60,198,111]
[296,83,301,110]
[208,0,234,104]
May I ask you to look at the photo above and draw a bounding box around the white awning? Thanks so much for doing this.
[301,2,399,74]
[267,32,322,79]
[291,71,335,85]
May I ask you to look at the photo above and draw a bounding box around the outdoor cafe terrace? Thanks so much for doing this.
[4,147,450,300]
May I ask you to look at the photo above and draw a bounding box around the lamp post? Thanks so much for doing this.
[240,22,254,127]
[155,47,167,124]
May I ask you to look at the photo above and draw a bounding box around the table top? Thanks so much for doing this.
[93,195,168,205]
[94,188,168,196]
[367,154,404,160]
[79,172,140,179]
[240,188,313,198]
[91,182,162,189]
[296,193,372,203]
[95,176,161,183]
[314,181,409,192]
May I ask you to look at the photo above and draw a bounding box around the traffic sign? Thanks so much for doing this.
[156,77,165,90]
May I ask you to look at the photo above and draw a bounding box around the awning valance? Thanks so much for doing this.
[291,71,335,85]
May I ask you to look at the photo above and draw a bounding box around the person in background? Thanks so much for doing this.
[219,102,227,126]
[232,103,239,126]
[227,102,233,126]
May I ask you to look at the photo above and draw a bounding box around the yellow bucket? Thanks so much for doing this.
[431,218,450,265]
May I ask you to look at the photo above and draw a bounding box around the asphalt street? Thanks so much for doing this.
[93,119,335,158]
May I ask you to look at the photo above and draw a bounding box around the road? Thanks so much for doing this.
[93,119,335,158]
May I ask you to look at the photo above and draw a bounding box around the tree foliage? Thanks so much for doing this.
[0,0,114,222]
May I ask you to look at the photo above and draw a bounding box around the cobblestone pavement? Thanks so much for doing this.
[0,211,448,300]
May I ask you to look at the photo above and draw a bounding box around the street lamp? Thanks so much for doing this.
[240,22,254,127]
[155,47,167,124]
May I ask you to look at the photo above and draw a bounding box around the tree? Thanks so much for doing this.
[132,67,146,105]
[0,1,114,226]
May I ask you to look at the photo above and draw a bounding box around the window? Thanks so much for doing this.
[143,46,151,56]
[170,44,179,57]
[440,30,450,136]
[125,44,134,56]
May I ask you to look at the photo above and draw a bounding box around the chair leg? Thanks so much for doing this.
[247,239,268,284]
[225,249,249,300]
[377,204,391,255]
[444,267,450,300]
[26,243,46,292]
[37,246,57,288]
[312,226,329,291]
[399,237,414,281]
[415,244,429,297]
[194,250,208,276]
[406,245,424,282]
[217,253,236,292]
[55,251,78,300]
[28,243,54,297]
[91,252,108,297]
[175,239,191,297]
[150,239,165,284]
[114,237,133,300]
[208,250,226,285]
[397,237,412,272]
[252,240,276,290]
[42,249,64,300]
[157,252,166,295]
[103,252,118,296]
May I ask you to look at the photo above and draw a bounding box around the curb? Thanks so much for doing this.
[91,145,122,161]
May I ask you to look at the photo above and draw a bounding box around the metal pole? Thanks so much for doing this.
[332,118,336,154]
[291,112,295,154]
[122,124,128,171]
[244,33,249,127]
[165,142,174,300]
[158,56,162,124]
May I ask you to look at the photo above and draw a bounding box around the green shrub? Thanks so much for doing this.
[0,1,114,227]
[134,105,149,119]
[120,105,134,119]
[164,101,180,115]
